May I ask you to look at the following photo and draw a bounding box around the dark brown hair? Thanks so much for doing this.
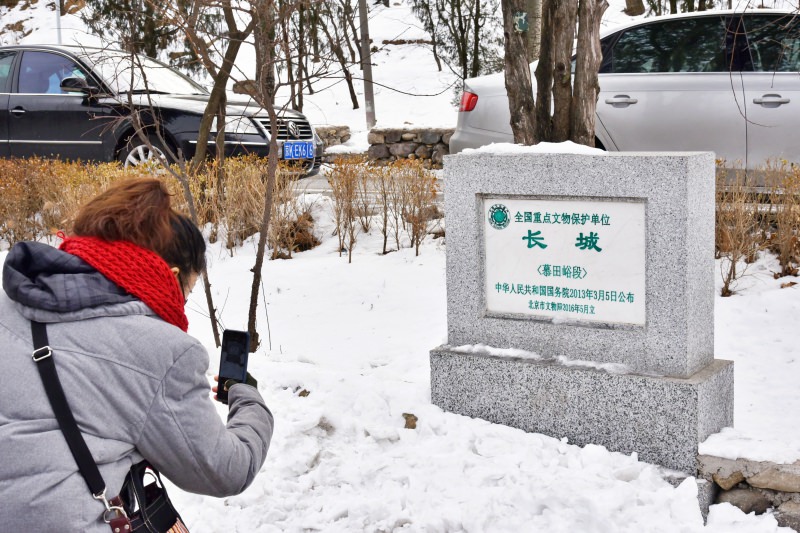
[72,177,206,278]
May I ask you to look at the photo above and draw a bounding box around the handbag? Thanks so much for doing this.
[30,320,189,533]
[119,461,189,533]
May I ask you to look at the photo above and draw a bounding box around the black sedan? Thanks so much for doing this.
[0,44,323,175]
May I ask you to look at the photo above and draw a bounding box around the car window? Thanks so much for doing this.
[743,14,800,72]
[81,51,207,95]
[0,51,15,93]
[573,37,615,74]
[18,51,88,94]
[607,17,729,73]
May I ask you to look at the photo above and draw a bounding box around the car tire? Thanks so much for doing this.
[118,134,172,169]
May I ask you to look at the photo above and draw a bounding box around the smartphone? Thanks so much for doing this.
[216,329,250,404]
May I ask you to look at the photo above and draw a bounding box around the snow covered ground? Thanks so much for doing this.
[163,197,797,532]
[2,0,800,530]
[0,195,797,531]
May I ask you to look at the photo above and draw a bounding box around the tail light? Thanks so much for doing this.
[459,91,478,112]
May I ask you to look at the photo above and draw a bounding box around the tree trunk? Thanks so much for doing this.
[414,1,442,71]
[341,0,358,63]
[347,0,362,64]
[310,2,321,62]
[320,18,360,109]
[279,10,298,110]
[533,0,555,141]
[502,0,536,145]
[550,0,578,142]
[190,26,251,172]
[215,95,227,193]
[248,0,280,352]
[669,0,677,14]
[571,0,607,146]
[527,0,542,61]
[470,0,481,78]
[296,1,305,110]
[624,0,645,16]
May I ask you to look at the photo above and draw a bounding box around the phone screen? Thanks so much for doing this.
[217,329,250,404]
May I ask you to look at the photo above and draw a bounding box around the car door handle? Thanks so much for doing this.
[753,94,790,107]
[604,95,638,107]
[10,106,26,116]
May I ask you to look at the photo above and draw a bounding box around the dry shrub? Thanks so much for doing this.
[766,162,800,277]
[355,162,375,233]
[393,159,440,257]
[715,165,765,296]
[268,171,319,259]
[337,158,440,257]
[0,158,133,246]
[210,156,269,250]
[0,156,324,260]
[328,156,364,263]
[189,155,322,258]
[168,163,217,229]
[374,164,395,254]
[42,161,128,230]
[167,157,322,259]
[0,158,46,245]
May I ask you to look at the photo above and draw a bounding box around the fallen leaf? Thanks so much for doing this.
[402,413,418,430]
[781,281,797,289]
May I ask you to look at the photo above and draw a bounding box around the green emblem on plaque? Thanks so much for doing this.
[513,12,529,33]
[488,204,510,229]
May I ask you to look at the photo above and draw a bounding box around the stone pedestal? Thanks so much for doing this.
[431,151,734,474]
[431,348,733,473]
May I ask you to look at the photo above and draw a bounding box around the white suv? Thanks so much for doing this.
[450,10,800,170]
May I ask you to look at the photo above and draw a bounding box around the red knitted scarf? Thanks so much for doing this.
[60,236,188,332]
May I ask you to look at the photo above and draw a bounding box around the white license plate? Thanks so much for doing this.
[282,141,314,160]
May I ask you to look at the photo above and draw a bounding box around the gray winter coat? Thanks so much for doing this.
[0,242,274,532]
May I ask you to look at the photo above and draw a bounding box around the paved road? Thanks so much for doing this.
[290,173,445,203]
[291,175,331,195]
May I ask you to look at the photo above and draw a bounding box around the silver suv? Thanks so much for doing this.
[451,10,800,170]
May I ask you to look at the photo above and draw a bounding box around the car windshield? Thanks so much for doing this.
[79,50,208,95]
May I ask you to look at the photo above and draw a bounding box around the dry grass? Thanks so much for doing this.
[715,166,765,296]
[328,156,363,263]
[0,157,323,260]
[268,171,320,259]
[714,159,800,295]
[0,159,133,246]
[327,157,440,260]
[394,159,440,257]
[4,158,797,278]
[765,162,800,277]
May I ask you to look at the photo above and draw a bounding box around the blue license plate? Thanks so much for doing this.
[282,141,314,160]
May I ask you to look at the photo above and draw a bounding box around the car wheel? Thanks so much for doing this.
[119,135,171,169]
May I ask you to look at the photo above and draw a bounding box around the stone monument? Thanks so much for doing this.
[430,150,733,474]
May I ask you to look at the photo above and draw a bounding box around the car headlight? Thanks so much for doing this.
[210,116,260,135]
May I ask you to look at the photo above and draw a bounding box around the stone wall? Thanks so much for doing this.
[367,127,454,168]
[315,125,351,149]
[699,454,800,529]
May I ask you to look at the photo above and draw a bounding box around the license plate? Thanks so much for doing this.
[282,141,314,160]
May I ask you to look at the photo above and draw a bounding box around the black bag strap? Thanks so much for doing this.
[30,320,107,498]
[30,321,132,530]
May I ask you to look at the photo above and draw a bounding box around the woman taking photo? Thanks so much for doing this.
[0,177,274,531]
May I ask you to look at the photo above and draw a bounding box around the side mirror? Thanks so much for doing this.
[60,77,100,96]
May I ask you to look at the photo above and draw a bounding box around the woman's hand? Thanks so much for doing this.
[212,373,258,401]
